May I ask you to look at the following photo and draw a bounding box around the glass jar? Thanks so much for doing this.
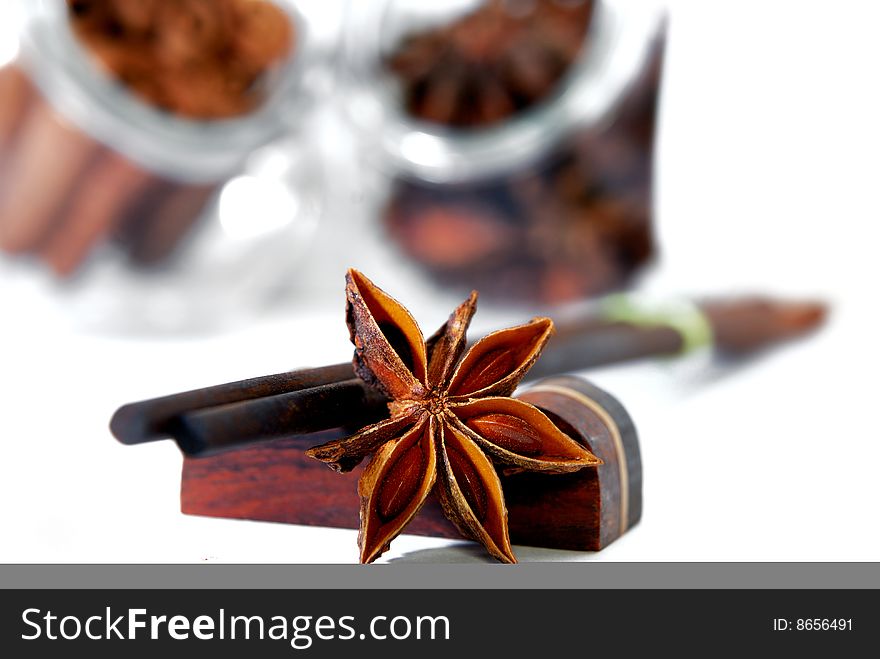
[0,0,324,332]
[338,0,667,307]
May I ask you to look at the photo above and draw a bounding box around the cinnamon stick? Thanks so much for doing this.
[1,0,293,274]
[39,151,155,276]
[0,99,99,254]
[0,65,33,154]
[124,182,216,266]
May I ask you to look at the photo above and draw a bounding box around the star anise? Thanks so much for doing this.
[387,0,595,127]
[306,269,600,563]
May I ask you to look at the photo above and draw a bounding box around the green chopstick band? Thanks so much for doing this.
[599,294,715,355]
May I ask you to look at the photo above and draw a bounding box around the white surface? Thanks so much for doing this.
[2,1,880,563]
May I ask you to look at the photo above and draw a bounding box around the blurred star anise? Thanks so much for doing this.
[307,269,600,563]
[388,0,595,127]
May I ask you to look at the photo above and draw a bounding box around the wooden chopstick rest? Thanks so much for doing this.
[179,375,642,553]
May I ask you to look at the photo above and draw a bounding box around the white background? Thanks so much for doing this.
[1,1,879,563]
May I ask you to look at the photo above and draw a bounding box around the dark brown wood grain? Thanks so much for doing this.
[513,375,642,549]
[111,362,359,447]
[180,377,641,552]
[180,428,462,538]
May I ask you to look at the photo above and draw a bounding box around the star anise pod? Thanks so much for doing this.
[387,0,595,127]
[306,269,600,563]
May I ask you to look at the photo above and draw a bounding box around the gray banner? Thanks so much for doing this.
[1,564,877,589]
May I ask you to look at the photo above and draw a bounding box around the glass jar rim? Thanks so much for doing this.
[16,0,307,183]
[339,0,665,184]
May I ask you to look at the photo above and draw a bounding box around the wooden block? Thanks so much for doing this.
[180,430,462,540]
[508,376,642,550]
[181,376,642,552]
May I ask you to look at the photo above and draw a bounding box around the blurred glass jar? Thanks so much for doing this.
[0,0,322,332]
[339,0,666,306]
